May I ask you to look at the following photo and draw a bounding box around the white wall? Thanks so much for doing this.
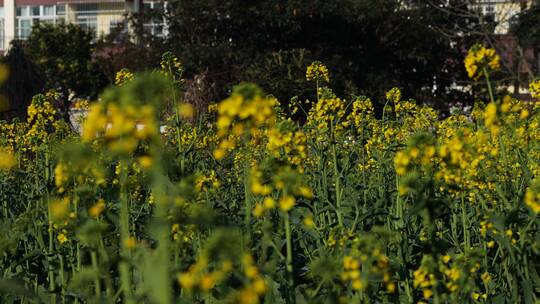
[4,0,15,50]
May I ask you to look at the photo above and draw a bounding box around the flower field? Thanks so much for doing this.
[1,50,540,304]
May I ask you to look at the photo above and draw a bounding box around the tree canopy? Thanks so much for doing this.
[166,0,478,108]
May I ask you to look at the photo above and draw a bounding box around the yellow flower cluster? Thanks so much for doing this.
[341,247,395,295]
[89,199,106,218]
[57,230,69,244]
[386,87,402,104]
[251,166,313,215]
[342,255,365,291]
[266,127,308,170]
[525,179,540,213]
[413,265,437,300]
[306,61,330,83]
[0,147,16,170]
[82,102,158,154]
[115,68,134,86]
[72,99,89,110]
[394,144,436,177]
[171,223,196,243]
[49,197,72,223]
[160,51,184,84]
[178,256,232,291]
[464,44,501,79]
[234,254,267,304]
[24,92,70,151]
[348,96,375,130]
[530,79,540,100]
[195,170,220,192]
[214,86,277,160]
[54,163,70,193]
[306,96,347,133]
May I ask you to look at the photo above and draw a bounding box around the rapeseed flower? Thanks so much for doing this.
[530,79,540,99]
[0,147,16,170]
[306,61,330,83]
[464,44,501,80]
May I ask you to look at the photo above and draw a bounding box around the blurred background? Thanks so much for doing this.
[0,0,539,119]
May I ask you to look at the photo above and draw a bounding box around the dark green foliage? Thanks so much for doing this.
[24,22,107,100]
[166,0,477,108]
[0,41,44,119]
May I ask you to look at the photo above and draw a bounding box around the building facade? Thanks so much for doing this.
[0,0,165,50]
[471,0,532,34]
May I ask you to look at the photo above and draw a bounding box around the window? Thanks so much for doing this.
[30,6,40,16]
[43,6,55,16]
[76,15,97,33]
[75,4,98,13]
[16,7,28,17]
[56,4,65,15]
[18,19,32,39]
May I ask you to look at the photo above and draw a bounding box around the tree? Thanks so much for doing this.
[0,41,44,119]
[511,2,540,79]
[24,22,107,103]
[165,0,478,110]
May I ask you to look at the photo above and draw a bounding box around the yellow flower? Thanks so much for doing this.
[245,266,259,279]
[50,198,70,221]
[464,44,501,79]
[57,233,68,244]
[386,87,402,104]
[115,68,134,86]
[89,199,106,218]
[529,79,540,99]
[253,204,265,217]
[263,197,275,209]
[481,272,491,283]
[442,255,451,264]
[179,103,195,119]
[306,61,330,83]
[124,237,137,250]
[0,147,16,170]
[200,274,216,290]
[351,279,364,290]
[178,272,197,289]
[298,186,313,198]
[137,156,153,170]
[279,195,295,212]
[213,149,226,160]
[525,180,540,214]
[394,151,410,176]
[303,216,315,228]
[252,277,267,294]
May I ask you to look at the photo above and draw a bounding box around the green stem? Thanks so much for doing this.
[331,125,344,227]
[284,212,296,304]
[244,165,252,236]
[483,67,495,104]
[461,196,469,251]
[91,250,101,297]
[118,161,134,304]
[47,207,56,304]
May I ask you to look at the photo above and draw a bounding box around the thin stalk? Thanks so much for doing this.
[59,254,66,303]
[331,123,344,227]
[284,212,296,304]
[47,207,56,304]
[244,164,252,237]
[91,250,101,297]
[118,161,134,304]
[483,67,495,104]
[461,196,470,251]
